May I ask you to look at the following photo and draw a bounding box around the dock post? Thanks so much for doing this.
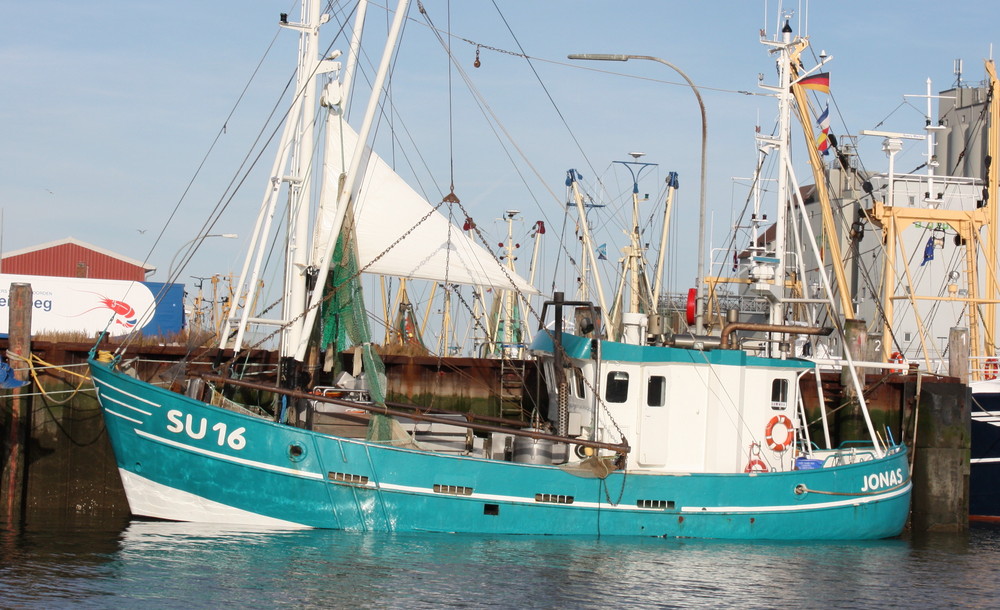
[909,379,970,532]
[838,319,867,439]
[1,283,33,525]
[948,327,969,380]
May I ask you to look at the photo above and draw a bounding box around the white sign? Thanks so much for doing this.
[0,273,159,336]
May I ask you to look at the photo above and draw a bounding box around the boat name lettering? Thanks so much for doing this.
[860,468,903,492]
[166,409,247,450]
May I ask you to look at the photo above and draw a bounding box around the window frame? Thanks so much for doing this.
[605,370,630,403]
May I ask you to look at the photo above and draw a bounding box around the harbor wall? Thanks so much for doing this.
[379,353,543,417]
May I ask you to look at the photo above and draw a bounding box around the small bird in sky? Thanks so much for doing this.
[137,229,147,234]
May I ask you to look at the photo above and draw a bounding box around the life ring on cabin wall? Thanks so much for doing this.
[764,414,794,452]
[986,358,999,381]
[889,351,905,373]
[744,459,769,473]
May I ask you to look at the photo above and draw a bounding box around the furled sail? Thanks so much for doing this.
[313,117,539,296]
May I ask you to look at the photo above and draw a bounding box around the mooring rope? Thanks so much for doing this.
[794,480,910,497]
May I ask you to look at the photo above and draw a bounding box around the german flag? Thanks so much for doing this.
[798,72,830,93]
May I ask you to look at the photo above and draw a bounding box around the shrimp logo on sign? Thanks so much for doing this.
[81,293,138,328]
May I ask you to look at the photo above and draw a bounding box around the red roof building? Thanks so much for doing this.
[0,237,155,281]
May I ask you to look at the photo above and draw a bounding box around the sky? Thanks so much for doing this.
[2,0,998,338]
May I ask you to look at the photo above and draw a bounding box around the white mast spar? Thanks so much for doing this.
[222,1,332,355]
[294,0,411,361]
[760,18,884,457]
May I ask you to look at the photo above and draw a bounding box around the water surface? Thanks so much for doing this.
[2,516,997,608]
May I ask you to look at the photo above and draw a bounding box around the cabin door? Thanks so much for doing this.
[638,372,670,466]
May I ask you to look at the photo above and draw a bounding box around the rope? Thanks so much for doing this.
[6,351,93,405]
[794,479,909,497]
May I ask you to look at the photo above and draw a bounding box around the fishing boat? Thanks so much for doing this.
[88,2,910,539]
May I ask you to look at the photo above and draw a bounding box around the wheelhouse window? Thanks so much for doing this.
[647,376,666,407]
[573,367,587,399]
[605,371,629,403]
[771,378,789,409]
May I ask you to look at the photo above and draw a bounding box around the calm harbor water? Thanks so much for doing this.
[2,515,998,608]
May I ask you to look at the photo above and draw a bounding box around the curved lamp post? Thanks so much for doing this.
[568,53,708,334]
[167,233,238,281]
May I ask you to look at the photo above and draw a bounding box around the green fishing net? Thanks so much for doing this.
[320,217,387,406]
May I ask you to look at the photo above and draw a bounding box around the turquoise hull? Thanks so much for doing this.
[90,359,910,539]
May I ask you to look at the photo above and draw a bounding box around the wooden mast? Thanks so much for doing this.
[984,60,999,358]
[787,47,856,320]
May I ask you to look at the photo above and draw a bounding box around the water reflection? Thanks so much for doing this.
[2,518,999,608]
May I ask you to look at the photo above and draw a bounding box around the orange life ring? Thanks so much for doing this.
[744,459,769,473]
[986,358,999,381]
[764,414,794,452]
[890,351,906,374]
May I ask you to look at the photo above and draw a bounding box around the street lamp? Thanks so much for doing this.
[568,53,708,334]
[167,233,238,281]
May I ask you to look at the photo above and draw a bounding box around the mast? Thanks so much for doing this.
[221,2,329,356]
[760,17,883,455]
[985,60,999,358]
[521,220,544,344]
[757,18,853,339]
[651,172,678,306]
[789,70,855,321]
[755,20,794,334]
[464,217,488,356]
[294,0,412,362]
[489,210,524,358]
[566,170,610,329]
[283,0,323,367]
[614,155,656,316]
[866,78,993,367]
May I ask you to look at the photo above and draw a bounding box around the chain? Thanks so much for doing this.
[449,283,492,348]
[602,471,628,506]
[418,0,531,61]
[453,199,543,326]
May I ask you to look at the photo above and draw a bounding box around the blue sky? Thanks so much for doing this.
[2,1,996,316]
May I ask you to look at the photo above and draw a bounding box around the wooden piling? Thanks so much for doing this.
[948,327,969,380]
[909,378,970,532]
[838,319,868,439]
[1,283,32,525]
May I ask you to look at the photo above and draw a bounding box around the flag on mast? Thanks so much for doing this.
[799,72,830,93]
[816,104,832,155]
[920,236,935,266]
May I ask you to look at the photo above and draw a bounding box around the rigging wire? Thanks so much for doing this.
[414,3,587,308]
[119,4,360,357]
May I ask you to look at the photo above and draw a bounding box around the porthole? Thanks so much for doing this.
[288,442,307,462]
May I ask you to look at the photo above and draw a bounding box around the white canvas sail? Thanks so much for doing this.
[313,117,539,296]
